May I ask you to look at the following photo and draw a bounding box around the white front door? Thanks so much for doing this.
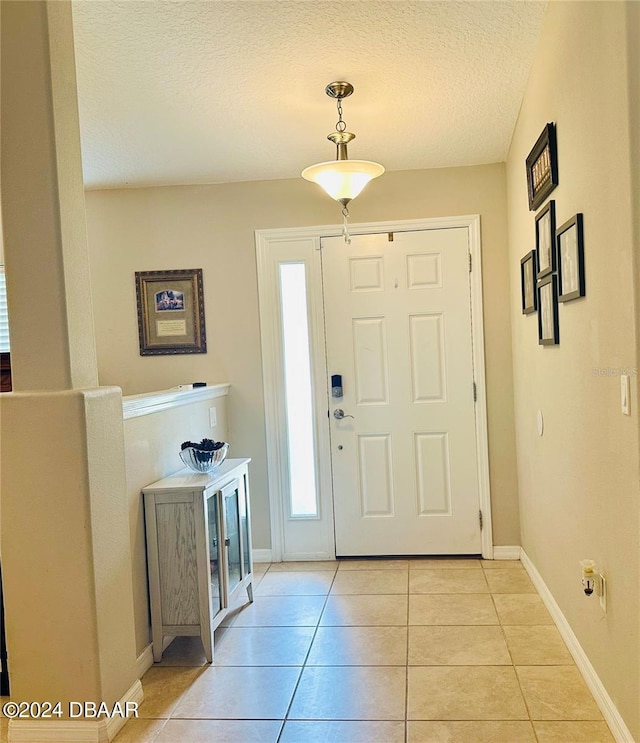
[322,228,482,556]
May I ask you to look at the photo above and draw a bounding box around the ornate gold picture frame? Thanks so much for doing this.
[135,268,207,355]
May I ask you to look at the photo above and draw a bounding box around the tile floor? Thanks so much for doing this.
[2,559,615,743]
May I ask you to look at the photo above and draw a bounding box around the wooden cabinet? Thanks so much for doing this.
[142,458,253,663]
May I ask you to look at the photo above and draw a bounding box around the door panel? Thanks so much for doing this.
[322,229,481,556]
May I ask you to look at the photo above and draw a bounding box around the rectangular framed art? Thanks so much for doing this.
[535,199,556,279]
[135,268,207,355]
[557,213,585,302]
[526,122,558,211]
[537,274,559,346]
[520,250,537,315]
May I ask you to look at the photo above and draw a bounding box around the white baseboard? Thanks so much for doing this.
[252,548,272,563]
[492,545,522,560]
[136,635,175,677]
[7,680,143,743]
[520,550,634,743]
[136,644,154,678]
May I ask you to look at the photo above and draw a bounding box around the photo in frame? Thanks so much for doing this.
[535,199,556,279]
[135,268,207,355]
[526,122,558,211]
[557,213,585,302]
[520,250,537,315]
[537,273,560,346]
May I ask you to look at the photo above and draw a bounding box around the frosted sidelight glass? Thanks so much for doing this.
[279,263,319,518]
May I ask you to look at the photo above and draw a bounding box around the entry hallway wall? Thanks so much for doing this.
[506,2,640,738]
[85,163,518,552]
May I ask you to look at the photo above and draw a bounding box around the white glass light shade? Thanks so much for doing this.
[301,159,385,203]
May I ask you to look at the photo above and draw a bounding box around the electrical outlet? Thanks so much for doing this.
[599,574,607,612]
[209,406,217,428]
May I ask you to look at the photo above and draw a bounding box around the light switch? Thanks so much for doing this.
[209,406,217,428]
[621,375,631,416]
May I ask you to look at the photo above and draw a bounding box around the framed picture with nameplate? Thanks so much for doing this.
[135,268,207,355]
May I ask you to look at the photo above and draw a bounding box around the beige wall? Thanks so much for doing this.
[506,2,639,737]
[123,393,228,654]
[85,163,519,550]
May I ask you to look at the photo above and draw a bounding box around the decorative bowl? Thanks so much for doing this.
[179,443,229,473]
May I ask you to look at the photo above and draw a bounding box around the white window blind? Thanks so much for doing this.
[0,268,10,353]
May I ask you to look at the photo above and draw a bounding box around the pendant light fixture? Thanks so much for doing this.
[302,82,384,243]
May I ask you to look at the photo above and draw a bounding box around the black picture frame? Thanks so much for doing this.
[557,213,585,302]
[526,123,559,211]
[535,199,556,279]
[135,268,207,356]
[520,250,537,315]
[537,274,560,346]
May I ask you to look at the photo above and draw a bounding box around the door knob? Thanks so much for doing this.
[333,408,354,420]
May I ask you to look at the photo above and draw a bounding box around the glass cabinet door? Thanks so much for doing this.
[239,476,251,578]
[206,490,222,616]
[223,481,241,596]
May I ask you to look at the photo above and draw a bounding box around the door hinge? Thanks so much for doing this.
[473,381,477,402]
[479,510,483,531]
[468,252,472,272]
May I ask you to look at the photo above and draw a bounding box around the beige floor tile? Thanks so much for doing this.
[330,569,408,594]
[112,718,167,743]
[281,720,405,742]
[407,666,528,720]
[320,594,408,626]
[252,562,270,575]
[408,720,536,742]
[173,665,301,719]
[155,719,282,742]
[222,594,326,627]
[408,625,511,665]
[482,559,523,569]
[254,571,334,596]
[485,569,536,594]
[492,593,553,625]
[516,666,603,720]
[308,626,407,665]
[137,666,205,719]
[269,561,338,571]
[212,625,315,665]
[289,665,406,720]
[338,559,409,570]
[409,558,482,569]
[409,569,489,594]
[154,636,208,666]
[533,721,615,742]
[503,625,573,665]
[409,593,498,625]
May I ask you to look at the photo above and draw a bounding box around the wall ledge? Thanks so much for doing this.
[122,383,230,420]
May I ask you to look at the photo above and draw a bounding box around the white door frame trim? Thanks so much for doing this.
[256,215,493,561]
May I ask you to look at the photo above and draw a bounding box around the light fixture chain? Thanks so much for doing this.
[336,98,346,133]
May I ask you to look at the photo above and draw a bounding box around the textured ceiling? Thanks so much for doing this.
[71,0,547,189]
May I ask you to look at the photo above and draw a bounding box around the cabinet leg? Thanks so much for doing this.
[247,580,254,603]
[152,628,163,663]
[201,625,213,664]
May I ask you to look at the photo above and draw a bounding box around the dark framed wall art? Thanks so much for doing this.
[520,250,537,315]
[537,273,560,346]
[135,268,207,355]
[526,122,559,211]
[557,213,585,302]
[535,199,556,279]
